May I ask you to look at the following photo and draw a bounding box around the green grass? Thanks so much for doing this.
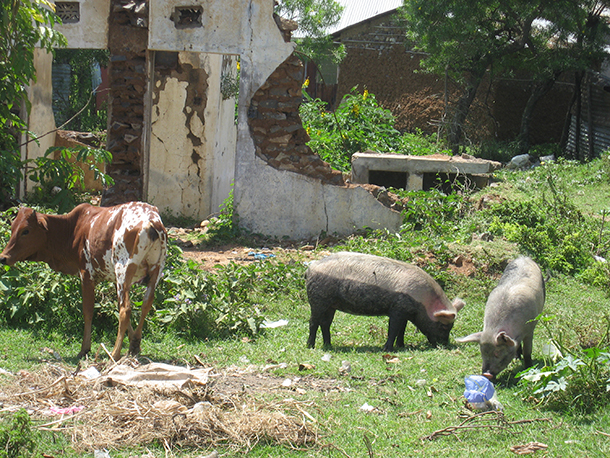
[2,156,610,456]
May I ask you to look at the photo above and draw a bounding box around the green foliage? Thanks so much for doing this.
[205,187,240,241]
[52,49,110,132]
[275,0,345,65]
[518,316,610,413]
[26,146,114,213]
[300,87,451,172]
[399,189,469,240]
[0,0,66,208]
[484,162,603,275]
[154,244,266,339]
[0,409,36,458]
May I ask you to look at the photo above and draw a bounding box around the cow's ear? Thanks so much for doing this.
[35,212,48,231]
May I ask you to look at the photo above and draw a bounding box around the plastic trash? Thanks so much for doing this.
[464,375,503,411]
[260,319,289,328]
[359,402,376,412]
[248,251,276,260]
[50,405,85,415]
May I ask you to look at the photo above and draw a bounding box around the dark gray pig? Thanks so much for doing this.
[305,252,465,351]
[456,256,545,379]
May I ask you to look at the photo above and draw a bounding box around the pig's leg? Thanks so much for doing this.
[308,307,336,348]
[307,315,320,348]
[384,311,408,351]
[319,308,336,347]
[394,319,408,348]
[522,333,534,368]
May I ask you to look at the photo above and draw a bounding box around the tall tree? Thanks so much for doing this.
[275,0,345,64]
[0,0,65,207]
[400,0,551,152]
[513,1,610,155]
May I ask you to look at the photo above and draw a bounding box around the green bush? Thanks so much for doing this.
[300,86,400,170]
[518,317,610,414]
[0,409,36,458]
[483,164,602,275]
[26,146,113,213]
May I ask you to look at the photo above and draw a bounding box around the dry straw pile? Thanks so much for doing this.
[0,359,318,452]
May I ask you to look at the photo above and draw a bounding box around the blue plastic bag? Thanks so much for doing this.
[464,375,495,403]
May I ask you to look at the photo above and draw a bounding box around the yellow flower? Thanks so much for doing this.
[303,77,310,88]
[352,104,360,116]
[236,61,240,71]
[363,89,369,101]
[306,127,311,135]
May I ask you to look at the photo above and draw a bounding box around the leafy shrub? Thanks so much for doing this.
[27,146,114,213]
[518,317,610,413]
[483,165,602,275]
[0,409,37,458]
[399,189,469,237]
[300,86,404,171]
[300,86,453,172]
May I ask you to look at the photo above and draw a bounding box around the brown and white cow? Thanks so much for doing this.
[0,202,167,360]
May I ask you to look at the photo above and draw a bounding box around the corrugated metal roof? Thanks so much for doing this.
[327,0,403,35]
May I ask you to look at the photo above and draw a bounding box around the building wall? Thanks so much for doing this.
[334,11,573,145]
[147,52,237,220]
[21,49,57,196]
[27,0,403,239]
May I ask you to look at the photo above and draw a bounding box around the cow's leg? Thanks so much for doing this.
[130,265,162,356]
[78,275,96,358]
[111,263,138,360]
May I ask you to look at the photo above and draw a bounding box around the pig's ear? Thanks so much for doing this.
[455,332,482,343]
[452,298,465,311]
[434,310,456,324]
[495,331,516,347]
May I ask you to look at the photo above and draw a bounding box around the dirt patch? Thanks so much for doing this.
[167,227,333,271]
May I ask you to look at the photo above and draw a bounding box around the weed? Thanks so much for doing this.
[300,87,448,171]
[518,316,610,414]
[0,409,36,458]
[26,146,113,213]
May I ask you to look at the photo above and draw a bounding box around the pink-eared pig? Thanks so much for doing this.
[456,256,545,379]
[305,252,465,351]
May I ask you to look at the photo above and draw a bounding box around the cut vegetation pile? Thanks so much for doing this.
[0,358,320,452]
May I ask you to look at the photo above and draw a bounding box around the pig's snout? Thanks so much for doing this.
[483,372,494,380]
[0,256,7,265]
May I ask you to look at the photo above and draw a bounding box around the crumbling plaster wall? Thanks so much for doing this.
[19,1,110,198]
[20,49,56,197]
[40,0,402,239]
[147,52,237,220]
[232,6,402,239]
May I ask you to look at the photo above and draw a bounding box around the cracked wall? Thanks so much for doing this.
[147,52,236,219]
[29,0,402,239]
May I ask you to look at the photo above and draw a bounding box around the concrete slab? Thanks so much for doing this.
[351,152,502,190]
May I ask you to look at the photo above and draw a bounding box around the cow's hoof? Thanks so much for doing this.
[77,349,90,359]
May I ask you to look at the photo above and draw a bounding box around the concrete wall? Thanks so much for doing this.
[54,0,110,49]
[147,52,237,220]
[20,49,57,197]
[35,0,403,239]
[233,3,402,239]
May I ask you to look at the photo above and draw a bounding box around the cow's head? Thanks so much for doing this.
[0,207,48,266]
